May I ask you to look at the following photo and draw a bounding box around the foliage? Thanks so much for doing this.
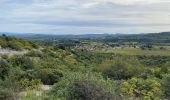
[120,77,162,99]
[26,50,43,57]
[0,35,38,50]
[50,72,116,100]
[1,35,170,99]
[0,60,11,80]
[0,68,22,100]
[162,74,170,98]
[35,68,63,85]
[138,56,170,67]
[18,78,41,90]
[69,80,114,100]
[160,62,170,74]
[10,56,35,70]
[97,57,145,80]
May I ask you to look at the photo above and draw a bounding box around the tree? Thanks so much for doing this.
[2,34,6,37]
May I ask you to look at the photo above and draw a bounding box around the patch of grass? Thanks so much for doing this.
[22,90,57,100]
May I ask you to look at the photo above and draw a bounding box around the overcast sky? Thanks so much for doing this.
[0,0,170,34]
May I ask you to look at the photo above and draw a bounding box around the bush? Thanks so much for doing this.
[26,50,43,57]
[0,60,11,80]
[0,35,38,50]
[11,56,35,70]
[120,77,162,99]
[0,67,38,100]
[50,72,116,100]
[36,68,63,85]
[7,41,22,50]
[162,74,170,98]
[0,74,20,100]
[18,78,41,90]
[97,57,145,80]
[69,80,114,100]
[154,62,170,79]
[160,62,170,74]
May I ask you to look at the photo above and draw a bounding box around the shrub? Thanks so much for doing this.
[154,62,170,79]
[97,57,145,80]
[0,74,20,100]
[69,80,114,100]
[11,56,35,70]
[7,41,22,50]
[120,78,162,99]
[26,50,43,57]
[160,62,170,74]
[0,60,11,80]
[50,72,116,100]
[162,74,170,98]
[18,78,41,90]
[36,68,63,85]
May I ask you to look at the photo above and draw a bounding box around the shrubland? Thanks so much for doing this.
[0,34,170,100]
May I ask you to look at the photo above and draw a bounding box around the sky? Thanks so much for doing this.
[0,0,170,34]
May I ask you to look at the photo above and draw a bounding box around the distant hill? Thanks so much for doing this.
[104,32,170,44]
[1,32,170,44]
[0,32,123,40]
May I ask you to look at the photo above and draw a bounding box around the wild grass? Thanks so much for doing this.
[22,90,56,100]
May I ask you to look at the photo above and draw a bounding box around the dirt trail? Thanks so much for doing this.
[0,49,28,55]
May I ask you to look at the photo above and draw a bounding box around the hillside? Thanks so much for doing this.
[104,32,170,44]
[3,32,170,46]
[0,34,170,100]
[0,34,39,50]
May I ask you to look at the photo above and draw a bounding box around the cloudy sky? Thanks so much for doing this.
[0,0,170,34]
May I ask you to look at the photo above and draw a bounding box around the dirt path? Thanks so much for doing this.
[0,49,28,55]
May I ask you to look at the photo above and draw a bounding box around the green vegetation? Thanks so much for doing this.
[120,78,162,99]
[1,33,170,100]
[162,74,170,98]
[98,49,170,56]
[0,34,38,50]
[50,72,115,100]
[97,57,145,80]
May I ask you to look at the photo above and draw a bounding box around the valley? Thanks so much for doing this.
[0,32,170,100]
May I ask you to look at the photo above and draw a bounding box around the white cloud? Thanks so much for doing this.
[0,0,170,34]
[96,0,170,5]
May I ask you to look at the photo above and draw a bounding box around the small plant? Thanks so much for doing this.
[18,79,41,90]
